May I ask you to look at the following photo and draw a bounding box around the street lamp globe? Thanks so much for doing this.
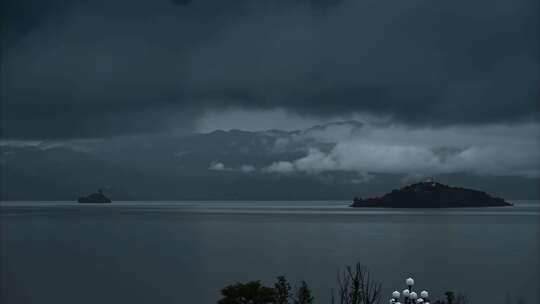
[410,292,418,300]
[406,278,415,286]
[420,291,428,298]
[392,291,400,299]
[403,289,410,298]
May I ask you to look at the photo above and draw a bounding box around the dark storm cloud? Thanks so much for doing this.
[1,0,538,139]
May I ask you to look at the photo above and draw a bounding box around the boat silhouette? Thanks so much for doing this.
[78,189,111,204]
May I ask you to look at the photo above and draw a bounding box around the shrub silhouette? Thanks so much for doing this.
[218,281,276,304]
[217,264,477,304]
[433,291,469,304]
[218,277,315,304]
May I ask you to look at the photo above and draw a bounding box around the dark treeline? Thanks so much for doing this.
[217,263,471,304]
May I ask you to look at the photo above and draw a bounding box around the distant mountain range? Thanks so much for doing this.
[1,121,538,200]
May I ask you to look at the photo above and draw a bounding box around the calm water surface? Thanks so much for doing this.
[1,200,539,304]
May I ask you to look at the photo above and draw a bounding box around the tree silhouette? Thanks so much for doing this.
[292,281,314,304]
[332,263,382,304]
[218,281,276,304]
[274,276,292,304]
[445,291,455,304]
[433,291,469,304]
[216,264,473,304]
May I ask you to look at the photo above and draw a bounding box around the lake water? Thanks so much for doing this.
[1,200,539,304]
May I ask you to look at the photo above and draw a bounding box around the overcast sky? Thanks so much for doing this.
[1,0,539,183]
[2,0,539,137]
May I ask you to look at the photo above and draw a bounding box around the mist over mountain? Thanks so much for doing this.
[1,121,538,200]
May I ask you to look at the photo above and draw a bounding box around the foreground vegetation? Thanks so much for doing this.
[217,263,471,304]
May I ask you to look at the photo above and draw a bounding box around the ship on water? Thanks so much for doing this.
[78,189,111,204]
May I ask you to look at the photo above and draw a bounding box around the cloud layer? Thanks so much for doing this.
[1,119,539,199]
[1,0,538,139]
[264,122,540,177]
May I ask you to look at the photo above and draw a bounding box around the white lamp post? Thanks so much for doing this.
[406,277,415,291]
[403,289,410,303]
[390,277,428,304]
[405,278,414,304]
